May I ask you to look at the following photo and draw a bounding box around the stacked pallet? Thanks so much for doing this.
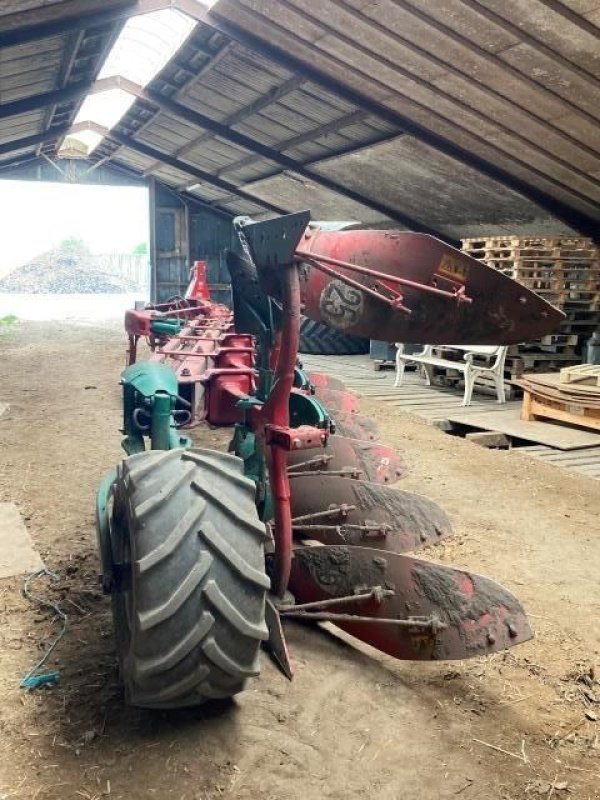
[519,365,600,432]
[461,236,600,381]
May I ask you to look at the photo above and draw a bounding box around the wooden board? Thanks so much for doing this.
[559,364,600,386]
[0,502,43,579]
[522,392,600,432]
[424,402,521,418]
[512,445,600,479]
[443,407,600,450]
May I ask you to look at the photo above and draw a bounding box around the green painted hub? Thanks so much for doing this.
[122,361,179,397]
[120,362,191,455]
[289,391,329,429]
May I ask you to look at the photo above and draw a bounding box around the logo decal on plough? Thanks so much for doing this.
[319,278,365,329]
[96,212,562,708]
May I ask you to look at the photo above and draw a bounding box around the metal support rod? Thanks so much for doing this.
[291,505,356,523]
[263,263,302,597]
[286,454,333,471]
[297,249,473,303]
[302,257,413,315]
[292,522,390,533]
[288,468,362,478]
[280,611,447,630]
[281,587,395,612]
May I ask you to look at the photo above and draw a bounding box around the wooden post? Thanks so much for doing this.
[521,389,534,421]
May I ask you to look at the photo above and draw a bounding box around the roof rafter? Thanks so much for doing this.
[0,80,94,120]
[190,0,599,238]
[0,0,168,49]
[71,119,287,214]
[90,76,445,235]
[0,124,71,158]
[217,109,370,177]
[142,72,307,176]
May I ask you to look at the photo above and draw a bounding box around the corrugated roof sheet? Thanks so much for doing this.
[0,0,598,239]
[0,2,124,166]
[206,0,599,232]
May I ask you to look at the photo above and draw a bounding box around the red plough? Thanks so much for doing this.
[96,212,562,708]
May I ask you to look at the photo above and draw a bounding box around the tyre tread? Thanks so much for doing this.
[111,447,268,709]
[299,316,369,356]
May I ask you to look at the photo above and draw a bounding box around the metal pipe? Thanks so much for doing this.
[301,257,413,314]
[263,263,302,597]
[280,611,447,630]
[297,249,473,303]
[281,588,395,612]
[291,505,356,523]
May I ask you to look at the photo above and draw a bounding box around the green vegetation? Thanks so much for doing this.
[132,241,149,255]
[0,314,18,330]
[59,236,88,252]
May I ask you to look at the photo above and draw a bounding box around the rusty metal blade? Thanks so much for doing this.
[332,411,379,441]
[287,435,407,483]
[298,231,564,344]
[264,597,294,680]
[289,474,451,552]
[289,545,533,660]
[307,371,347,392]
[313,386,360,414]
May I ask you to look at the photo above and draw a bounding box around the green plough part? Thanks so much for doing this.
[95,468,117,593]
[120,362,192,455]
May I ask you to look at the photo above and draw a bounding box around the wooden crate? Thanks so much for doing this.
[461,236,599,303]
[521,390,600,432]
[462,236,598,263]
[461,236,600,369]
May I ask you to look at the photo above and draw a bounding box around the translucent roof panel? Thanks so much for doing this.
[75,88,133,132]
[97,9,197,87]
[61,5,208,157]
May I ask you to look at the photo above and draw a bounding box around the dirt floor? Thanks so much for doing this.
[0,321,599,800]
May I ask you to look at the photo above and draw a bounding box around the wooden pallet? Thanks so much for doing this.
[505,352,580,379]
[462,236,598,261]
[521,390,600,432]
[461,236,600,311]
[461,237,600,375]
[561,309,600,331]
[559,364,600,386]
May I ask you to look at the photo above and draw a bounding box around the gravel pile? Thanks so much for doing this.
[0,245,140,294]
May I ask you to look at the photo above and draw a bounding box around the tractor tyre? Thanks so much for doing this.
[299,316,369,356]
[109,448,269,709]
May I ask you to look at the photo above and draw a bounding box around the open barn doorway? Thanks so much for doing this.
[0,179,149,323]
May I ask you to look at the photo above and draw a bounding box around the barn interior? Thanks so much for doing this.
[0,2,599,799]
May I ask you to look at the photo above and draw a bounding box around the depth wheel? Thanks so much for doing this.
[109,448,269,709]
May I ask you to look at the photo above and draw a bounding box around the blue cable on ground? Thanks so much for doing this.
[20,567,67,690]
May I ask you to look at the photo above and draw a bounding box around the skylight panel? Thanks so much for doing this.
[59,3,216,158]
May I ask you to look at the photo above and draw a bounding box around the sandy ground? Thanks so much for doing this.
[0,321,598,800]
